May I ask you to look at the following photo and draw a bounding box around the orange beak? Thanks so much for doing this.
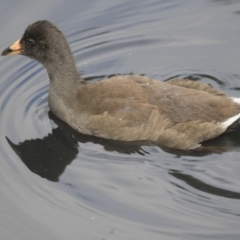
[1,39,21,56]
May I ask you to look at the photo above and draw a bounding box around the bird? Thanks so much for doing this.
[2,20,240,150]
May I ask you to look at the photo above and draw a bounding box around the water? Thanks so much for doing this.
[0,0,240,239]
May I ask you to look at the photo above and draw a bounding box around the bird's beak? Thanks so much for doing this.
[1,39,21,56]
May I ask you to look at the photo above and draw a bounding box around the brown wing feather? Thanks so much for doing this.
[70,75,240,149]
[167,78,226,96]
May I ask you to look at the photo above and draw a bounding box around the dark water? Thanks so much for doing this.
[0,0,240,239]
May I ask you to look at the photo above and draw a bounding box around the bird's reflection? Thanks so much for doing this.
[6,111,240,181]
[6,111,150,181]
[169,169,240,199]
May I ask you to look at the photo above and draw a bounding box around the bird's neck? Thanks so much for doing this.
[44,51,86,123]
[44,52,85,99]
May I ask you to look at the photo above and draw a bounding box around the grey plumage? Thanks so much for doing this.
[2,20,240,150]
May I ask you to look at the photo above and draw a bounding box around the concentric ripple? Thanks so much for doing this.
[0,60,50,141]
[0,0,240,239]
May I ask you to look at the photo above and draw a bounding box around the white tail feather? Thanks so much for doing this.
[221,113,240,129]
[231,97,240,104]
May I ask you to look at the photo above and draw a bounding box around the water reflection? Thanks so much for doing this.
[6,110,240,181]
[170,170,240,199]
[7,111,149,181]
[1,1,240,238]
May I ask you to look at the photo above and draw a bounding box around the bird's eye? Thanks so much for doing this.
[25,38,35,45]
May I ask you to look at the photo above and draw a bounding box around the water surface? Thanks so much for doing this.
[0,0,240,239]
